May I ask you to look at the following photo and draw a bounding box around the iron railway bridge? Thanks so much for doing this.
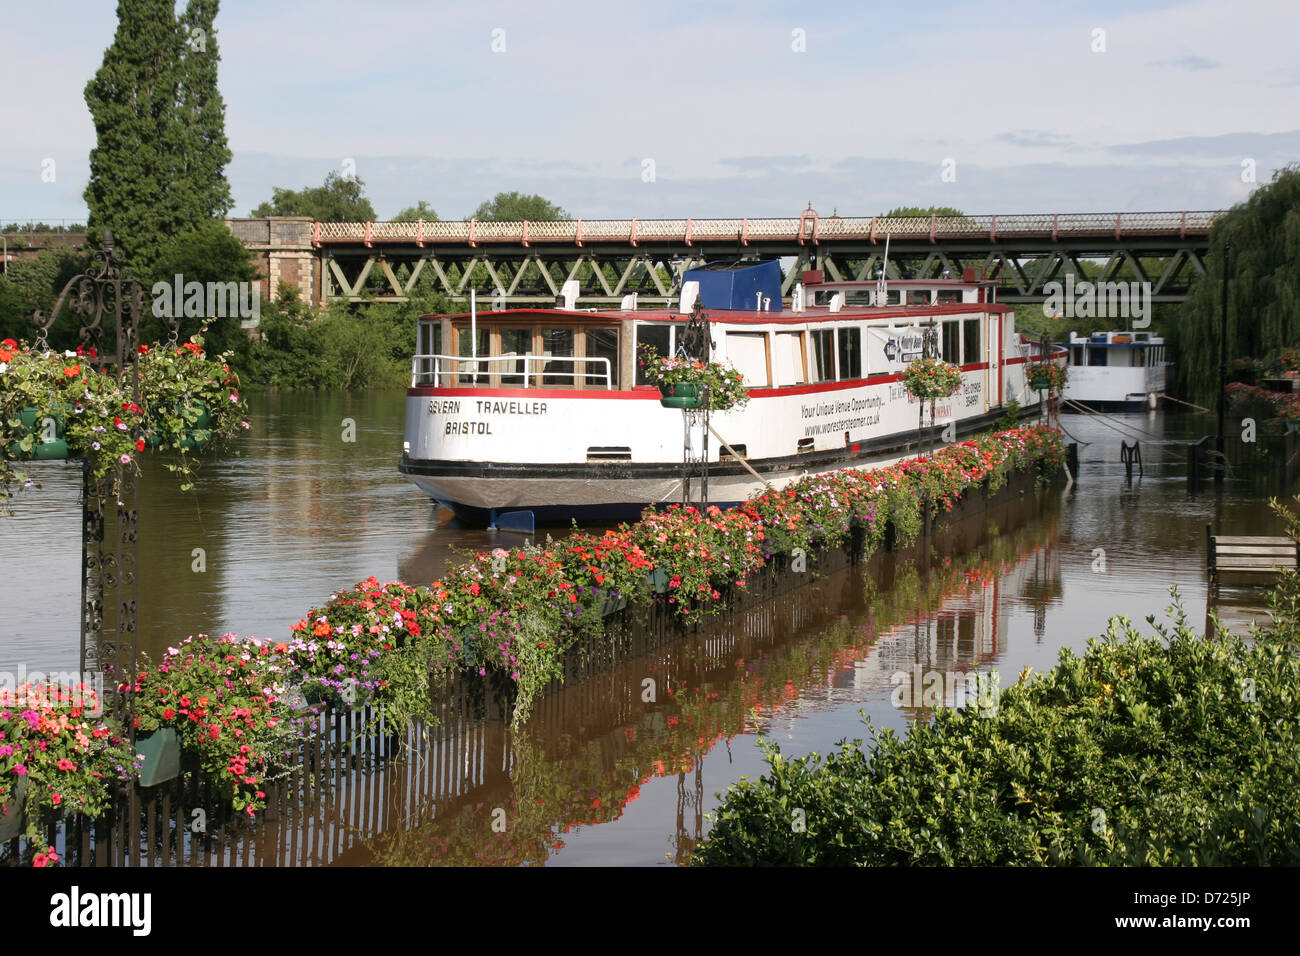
[233,208,1223,309]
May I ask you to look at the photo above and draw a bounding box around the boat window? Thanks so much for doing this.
[1071,347,1083,366]
[636,325,672,385]
[909,289,932,305]
[1088,347,1108,367]
[938,290,963,303]
[541,328,575,386]
[963,318,981,364]
[773,331,805,386]
[456,327,490,384]
[809,329,835,382]
[498,328,531,385]
[941,321,960,364]
[726,332,769,387]
[844,290,874,308]
[418,320,441,357]
[881,289,902,306]
[837,327,862,379]
[584,327,619,388]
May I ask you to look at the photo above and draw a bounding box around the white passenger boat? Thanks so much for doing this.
[1059,331,1170,410]
[400,261,1051,524]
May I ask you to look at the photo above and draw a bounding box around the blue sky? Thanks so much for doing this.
[2,0,1297,223]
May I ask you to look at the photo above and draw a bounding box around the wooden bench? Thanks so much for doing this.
[1207,525,1299,582]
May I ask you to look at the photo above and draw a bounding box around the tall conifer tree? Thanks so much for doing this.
[84,0,234,277]
[176,0,233,224]
[83,0,184,275]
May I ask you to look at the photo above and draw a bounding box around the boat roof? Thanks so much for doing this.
[422,302,1010,324]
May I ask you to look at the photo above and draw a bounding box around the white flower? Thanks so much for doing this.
[64,350,77,358]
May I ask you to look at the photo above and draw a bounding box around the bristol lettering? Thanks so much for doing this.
[445,421,493,435]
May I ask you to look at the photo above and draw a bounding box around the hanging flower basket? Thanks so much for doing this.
[1026,363,1069,392]
[647,567,670,593]
[658,382,703,409]
[0,776,26,842]
[145,401,213,451]
[902,358,963,401]
[5,406,71,461]
[135,728,181,787]
[638,345,749,412]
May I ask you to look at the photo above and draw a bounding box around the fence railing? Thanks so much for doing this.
[411,353,612,388]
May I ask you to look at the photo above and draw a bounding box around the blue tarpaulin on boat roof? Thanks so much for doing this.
[683,260,783,313]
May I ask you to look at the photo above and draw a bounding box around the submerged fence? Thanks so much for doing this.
[2,467,1054,867]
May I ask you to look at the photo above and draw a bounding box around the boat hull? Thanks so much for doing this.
[400,406,1018,523]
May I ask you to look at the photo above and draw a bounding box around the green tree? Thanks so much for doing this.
[882,206,966,218]
[250,171,377,222]
[174,0,233,225]
[1171,165,1300,405]
[84,0,186,275]
[0,247,91,348]
[469,191,569,222]
[391,201,439,222]
[146,219,261,355]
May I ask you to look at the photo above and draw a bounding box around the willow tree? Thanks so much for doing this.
[1171,165,1300,406]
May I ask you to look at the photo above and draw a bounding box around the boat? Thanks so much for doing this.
[1058,330,1170,410]
[399,260,1054,524]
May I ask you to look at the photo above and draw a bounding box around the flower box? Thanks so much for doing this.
[647,567,670,593]
[658,383,703,409]
[599,589,629,616]
[0,777,26,842]
[135,728,181,787]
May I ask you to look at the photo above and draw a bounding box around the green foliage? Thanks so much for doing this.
[1171,164,1300,406]
[0,248,90,348]
[146,219,261,355]
[228,285,451,390]
[470,191,570,222]
[250,171,377,222]
[693,590,1300,866]
[882,206,965,218]
[83,0,233,277]
[391,201,439,222]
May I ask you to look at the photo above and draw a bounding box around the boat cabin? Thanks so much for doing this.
[412,261,1005,392]
[1064,331,1168,369]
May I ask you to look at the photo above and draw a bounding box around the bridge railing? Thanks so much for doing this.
[313,211,1222,247]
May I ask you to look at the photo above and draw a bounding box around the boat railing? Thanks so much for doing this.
[411,353,612,389]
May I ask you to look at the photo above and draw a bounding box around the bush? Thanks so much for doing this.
[693,590,1300,866]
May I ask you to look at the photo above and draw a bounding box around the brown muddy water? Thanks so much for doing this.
[0,392,1290,865]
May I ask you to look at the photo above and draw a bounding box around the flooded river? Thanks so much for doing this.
[0,392,1290,865]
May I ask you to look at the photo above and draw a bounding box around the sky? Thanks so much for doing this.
[1,0,1297,224]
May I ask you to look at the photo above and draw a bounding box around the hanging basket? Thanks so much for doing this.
[0,777,26,842]
[145,401,213,451]
[135,727,181,787]
[658,383,704,409]
[5,406,72,461]
[647,567,670,593]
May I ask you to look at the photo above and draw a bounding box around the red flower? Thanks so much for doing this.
[135,438,146,452]
[63,364,80,378]
[137,344,149,354]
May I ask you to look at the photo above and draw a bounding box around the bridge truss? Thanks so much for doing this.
[303,210,1223,308]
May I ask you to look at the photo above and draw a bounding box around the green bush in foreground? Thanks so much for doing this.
[693,587,1300,866]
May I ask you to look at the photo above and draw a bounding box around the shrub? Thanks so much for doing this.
[693,591,1300,866]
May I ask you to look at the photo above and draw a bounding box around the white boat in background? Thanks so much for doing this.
[1059,331,1170,410]
[399,261,1054,524]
